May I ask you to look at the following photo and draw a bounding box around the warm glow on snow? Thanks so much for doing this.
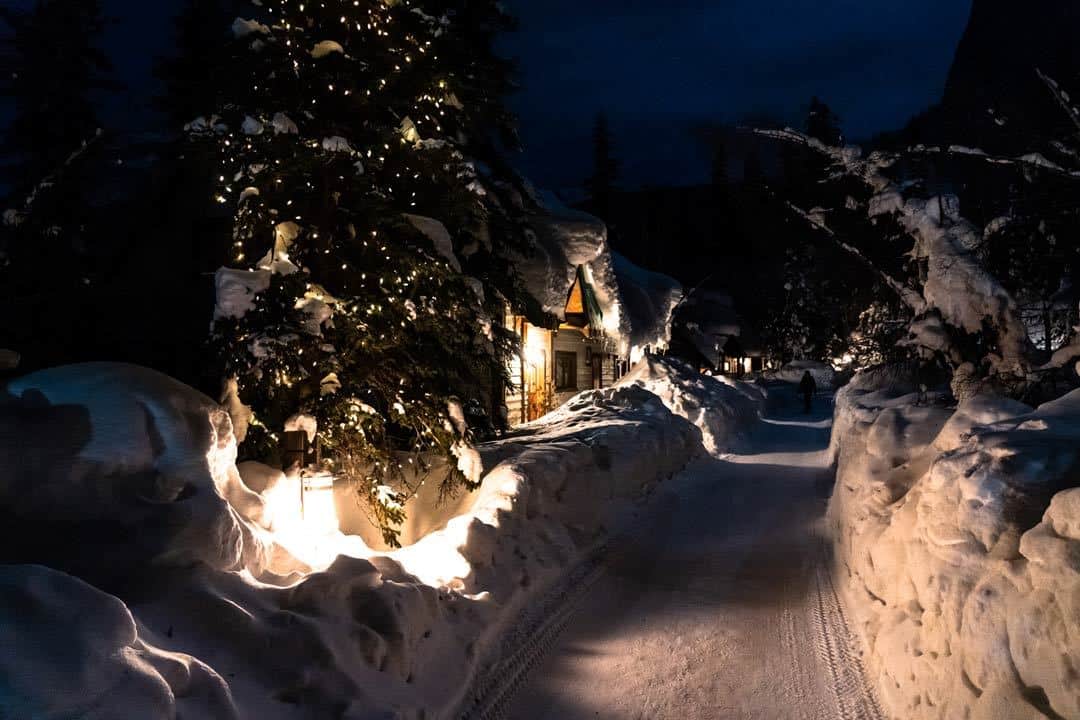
[392,466,521,589]
[830,353,854,370]
[392,516,474,588]
[301,473,338,533]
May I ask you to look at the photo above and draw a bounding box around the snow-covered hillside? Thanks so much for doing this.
[828,368,1080,720]
[0,357,757,718]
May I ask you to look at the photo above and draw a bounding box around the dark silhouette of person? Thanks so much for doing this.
[799,370,817,414]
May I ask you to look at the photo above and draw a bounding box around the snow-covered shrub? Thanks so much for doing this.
[828,375,1080,720]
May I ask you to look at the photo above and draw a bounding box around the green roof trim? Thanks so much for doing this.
[577,265,605,333]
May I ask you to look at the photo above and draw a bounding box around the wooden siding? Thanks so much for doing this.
[504,315,625,427]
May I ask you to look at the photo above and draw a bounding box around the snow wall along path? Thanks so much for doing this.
[828,367,1080,720]
[0,358,761,719]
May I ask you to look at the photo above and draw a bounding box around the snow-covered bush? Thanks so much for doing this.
[828,372,1080,719]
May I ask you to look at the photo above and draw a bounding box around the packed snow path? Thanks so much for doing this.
[497,391,883,720]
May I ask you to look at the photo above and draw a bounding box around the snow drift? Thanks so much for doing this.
[0,564,238,720]
[828,370,1080,720]
[0,357,753,718]
[619,354,764,454]
[0,363,288,586]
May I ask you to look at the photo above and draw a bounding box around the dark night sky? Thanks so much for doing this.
[502,0,973,191]
[32,0,974,192]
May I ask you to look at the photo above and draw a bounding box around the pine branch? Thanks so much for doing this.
[9,129,103,217]
[752,125,1080,181]
[906,144,1080,179]
[1037,68,1080,137]
[781,199,927,314]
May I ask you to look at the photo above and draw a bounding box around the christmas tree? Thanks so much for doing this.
[195,0,532,545]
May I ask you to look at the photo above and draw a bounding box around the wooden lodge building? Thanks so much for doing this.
[498,192,756,427]
[505,266,623,424]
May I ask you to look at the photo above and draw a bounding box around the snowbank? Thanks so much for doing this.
[0,564,238,720]
[0,363,289,585]
[619,354,764,454]
[1,358,756,718]
[770,359,836,387]
[828,372,1080,720]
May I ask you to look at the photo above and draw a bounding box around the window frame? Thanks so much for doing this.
[554,350,578,391]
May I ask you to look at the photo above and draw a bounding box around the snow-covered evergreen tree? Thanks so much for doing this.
[845,299,913,368]
[763,243,854,364]
[196,0,531,545]
[984,215,1078,353]
[758,69,1080,395]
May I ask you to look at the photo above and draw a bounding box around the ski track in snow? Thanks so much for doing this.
[469,392,883,720]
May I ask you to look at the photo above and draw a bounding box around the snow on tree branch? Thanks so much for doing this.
[754,126,1035,374]
[781,198,927,314]
[3,129,104,225]
[1037,68,1080,137]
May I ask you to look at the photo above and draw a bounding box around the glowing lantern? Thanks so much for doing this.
[300,471,339,534]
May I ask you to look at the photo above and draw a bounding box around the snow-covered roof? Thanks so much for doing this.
[671,288,745,367]
[612,253,683,359]
[518,192,629,348]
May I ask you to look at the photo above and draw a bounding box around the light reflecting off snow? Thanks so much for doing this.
[392,465,523,588]
[391,515,475,588]
[261,472,355,569]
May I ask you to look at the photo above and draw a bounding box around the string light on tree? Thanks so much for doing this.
[195,0,533,546]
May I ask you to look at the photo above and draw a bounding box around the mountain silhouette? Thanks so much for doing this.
[887,0,1080,151]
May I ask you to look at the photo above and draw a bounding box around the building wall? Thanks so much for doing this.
[602,351,619,387]
[552,327,597,408]
[506,351,525,426]
[504,317,625,426]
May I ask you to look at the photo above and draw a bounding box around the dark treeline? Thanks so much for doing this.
[0,0,240,391]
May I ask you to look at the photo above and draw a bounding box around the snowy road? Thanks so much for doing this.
[500,392,883,720]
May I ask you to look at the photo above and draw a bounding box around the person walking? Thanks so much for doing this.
[799,370,817,414]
